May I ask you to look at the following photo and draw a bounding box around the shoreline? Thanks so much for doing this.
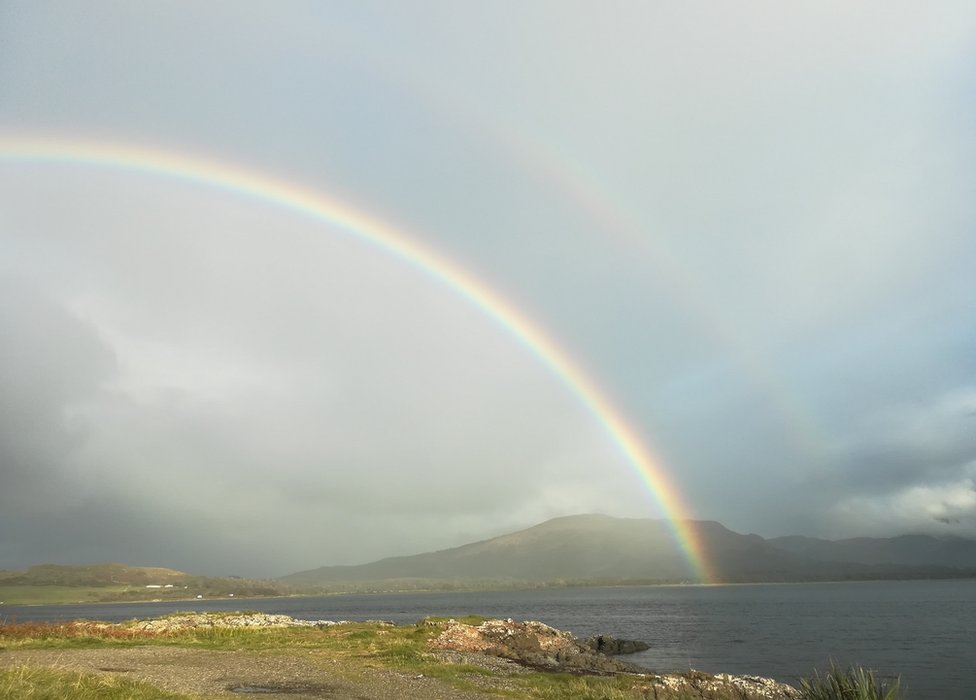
[3,574,973,608]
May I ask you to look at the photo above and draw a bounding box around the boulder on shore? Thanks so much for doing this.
[584,634,650,655]
[428,617,645,674]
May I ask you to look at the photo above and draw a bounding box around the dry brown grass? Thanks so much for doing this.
[0,620,170,646]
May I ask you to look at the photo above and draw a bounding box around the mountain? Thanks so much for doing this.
[283,514,976,587]
[286,514,700,585]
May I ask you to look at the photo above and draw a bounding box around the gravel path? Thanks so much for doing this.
[0,647,506,700]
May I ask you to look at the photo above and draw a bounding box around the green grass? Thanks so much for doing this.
[798,664,901,700]
[0,666,192,700]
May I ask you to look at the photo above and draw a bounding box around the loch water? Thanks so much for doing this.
[4,579,973,699]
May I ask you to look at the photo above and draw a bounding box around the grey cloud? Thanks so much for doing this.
[841,394,976,492]
[0,276,116,512]
[792,392,976,537]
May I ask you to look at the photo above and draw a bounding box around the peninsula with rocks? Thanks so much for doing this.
[0,611,804,699]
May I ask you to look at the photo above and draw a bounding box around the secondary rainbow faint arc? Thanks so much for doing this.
[0,134,713,583]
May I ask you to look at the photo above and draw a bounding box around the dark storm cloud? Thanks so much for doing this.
[810,393,976,536]
[842,399,976,494]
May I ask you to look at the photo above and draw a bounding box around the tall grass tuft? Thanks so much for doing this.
[799,663,901,700]
[0,666,191,699]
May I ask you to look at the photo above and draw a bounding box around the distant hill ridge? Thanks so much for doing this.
[283,514,976,586]
[0,563,288,604]
[0,563,188,587]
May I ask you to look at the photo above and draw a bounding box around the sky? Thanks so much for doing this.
[1,2,975,578]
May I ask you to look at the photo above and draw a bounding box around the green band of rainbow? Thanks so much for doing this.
[0,134,712,583]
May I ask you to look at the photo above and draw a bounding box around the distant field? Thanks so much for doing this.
[0,585,131,606]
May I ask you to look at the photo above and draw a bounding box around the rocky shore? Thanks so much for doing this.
[428,617,648,674]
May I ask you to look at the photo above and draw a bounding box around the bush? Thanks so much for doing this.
[799,663,901,700]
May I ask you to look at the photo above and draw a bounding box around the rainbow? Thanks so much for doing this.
[394,67,828,460]
[0,134,713,582]
[477,114,829,460]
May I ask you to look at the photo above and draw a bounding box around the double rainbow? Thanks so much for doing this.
[0,134,712,582]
